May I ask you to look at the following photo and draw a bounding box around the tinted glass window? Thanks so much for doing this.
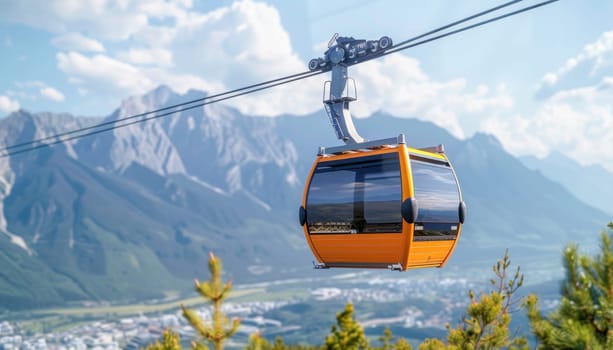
[410,157,460,240]
[307,154,402,234]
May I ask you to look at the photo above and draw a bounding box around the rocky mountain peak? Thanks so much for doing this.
[67,86,302,207]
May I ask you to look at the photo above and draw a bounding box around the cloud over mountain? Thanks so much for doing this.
[536,31,613,98]
[483,31,613,171]
[0,95,20,114]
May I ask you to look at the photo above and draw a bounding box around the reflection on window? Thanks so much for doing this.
[307,154,402,234]
[410,157,460,241]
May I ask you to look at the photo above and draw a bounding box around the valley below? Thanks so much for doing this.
[1,254,565,349]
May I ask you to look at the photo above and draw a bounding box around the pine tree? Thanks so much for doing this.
[526,223,613,349]
[182,252,240,350]
[245,333,317,350]
[323,303,369,350]
[145,329,182,350]
[246,332,268,350]
[419,250,528,350]
[377,328,394,350]
[393,338,413,350]
[372,327,412,350]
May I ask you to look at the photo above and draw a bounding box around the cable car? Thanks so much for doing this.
[299,136,466,270]
[300,33,466,271]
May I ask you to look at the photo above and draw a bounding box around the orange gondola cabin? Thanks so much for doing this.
[300,33,466,271]
[299,136,466,271]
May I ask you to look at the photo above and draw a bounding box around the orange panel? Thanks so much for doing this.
[406,240,456,268]
[310,233,404,265]
[397,144,413,269]
[439,225,462,267]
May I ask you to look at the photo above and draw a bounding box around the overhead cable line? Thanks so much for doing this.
[0,0,560,158]
[0,69,319,155]
[380,0,559,58]
[390,0,523,50]
[0,71,323,158]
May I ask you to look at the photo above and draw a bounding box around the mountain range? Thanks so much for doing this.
[521,152,613,216]
[0,86,609,310]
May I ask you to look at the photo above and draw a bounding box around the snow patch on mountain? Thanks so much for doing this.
[187,175,228,196]
[0,168,32,255]
[243,190,272,212]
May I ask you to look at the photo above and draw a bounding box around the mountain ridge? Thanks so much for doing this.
[0,86,608,309]
[521,152,613,216]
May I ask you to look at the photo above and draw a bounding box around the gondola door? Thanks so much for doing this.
[405,152,463,268]
[302,149,406,269]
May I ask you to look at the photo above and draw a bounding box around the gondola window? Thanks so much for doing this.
[306,154,402,234]
[410,157,460,240]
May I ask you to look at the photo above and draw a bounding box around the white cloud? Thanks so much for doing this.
[483,77,613,171]
[350,55,513,138]
[163,0,513,124]
[222,74,321,117]
[0,0,191,49]
[312,40,329,54]
[171,0,305,84]
[5,89,33,101]
[0,95,20,114]
[0,1,152,40]
[51,32,105,52]
[14,80,45,89]
[165,0,327,117]
[56,51,223,102]
[150,71,224,96]
[40,87,65,102]
[227,54,514,134]
[481,115,548,157]
[57,52,156,97]
[536,31,613,97]
[481,31,613,172]
[131,25,177,49]
[117,48,173,67]
[44,0,321,117]
[11,81,66,104]
[139,0,190,22]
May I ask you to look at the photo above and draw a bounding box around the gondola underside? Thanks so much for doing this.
[308,233,458,269]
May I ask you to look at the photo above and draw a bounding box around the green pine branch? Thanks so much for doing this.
[526,223,613,349]
[181,252,240,350]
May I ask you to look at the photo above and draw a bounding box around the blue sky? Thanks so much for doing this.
[0,0,612,171]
